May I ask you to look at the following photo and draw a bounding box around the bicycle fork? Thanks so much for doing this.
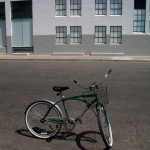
[96,102,110,125]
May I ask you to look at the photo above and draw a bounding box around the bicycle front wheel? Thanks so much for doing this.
[97,104,113,148]
[25,100,62,139]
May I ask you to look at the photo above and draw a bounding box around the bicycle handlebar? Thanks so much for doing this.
[74,80,89,89]
[108,69,112,75]
[74,69,112,89]
[105,69,112,78]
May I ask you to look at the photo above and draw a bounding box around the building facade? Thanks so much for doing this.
[0,0,150,56]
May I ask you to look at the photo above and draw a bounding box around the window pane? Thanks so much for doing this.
[0,2,6,47]
[149,20,150,32]
[110,0,122,15]
[70,0,81,16]
[0,20,6,47]
[95,0,106,15]
[133,9,145,32]
[12,19,33,47]
[0,2,5,20]
[70,26,82,44]
[134,0,146,9]
[55,0,66,16]
[11,1,32,19]
[56,26,67,44]
[95,26,106,44]
[12,20,23,46]
[22,19,33,46]
[110,26,122,44]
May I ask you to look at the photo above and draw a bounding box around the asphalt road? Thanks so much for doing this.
[0,60,150,150]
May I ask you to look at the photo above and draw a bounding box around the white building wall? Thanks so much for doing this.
[33,0,134,35]
[0,0,150,55]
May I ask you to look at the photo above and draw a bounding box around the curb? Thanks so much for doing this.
[0,55,150,61]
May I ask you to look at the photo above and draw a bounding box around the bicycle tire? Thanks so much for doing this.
[25,100,62,139]
[97,104,113,148]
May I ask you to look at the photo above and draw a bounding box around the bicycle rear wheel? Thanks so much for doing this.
[25,100,62,139]
[97,104,113,148]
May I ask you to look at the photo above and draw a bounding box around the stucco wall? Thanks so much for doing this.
[0,0,150,55]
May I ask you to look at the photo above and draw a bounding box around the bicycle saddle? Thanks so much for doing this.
[53,86,69,92]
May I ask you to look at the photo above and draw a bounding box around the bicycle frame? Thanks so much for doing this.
[42,93,110,125]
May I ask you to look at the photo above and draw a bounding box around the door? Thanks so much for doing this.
[11,0,33,53]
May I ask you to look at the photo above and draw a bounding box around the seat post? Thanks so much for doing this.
[57,92,65,99]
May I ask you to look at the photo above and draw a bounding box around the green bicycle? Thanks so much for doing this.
[25,69,113,148]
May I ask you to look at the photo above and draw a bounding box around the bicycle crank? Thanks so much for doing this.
[64,118,75,131]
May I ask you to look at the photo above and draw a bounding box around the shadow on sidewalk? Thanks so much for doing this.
[16,129,109,150]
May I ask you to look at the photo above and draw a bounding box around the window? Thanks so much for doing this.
[55,0,66,16]
[70,26,82,44]
[149,3,150,33]
[95,26,106,44]
[70,0,81,16]
[149,5,150,33]
[110,26,122,44]
[149,21,150,33]
[56,26,67,44]
[133,0,146,32]
[95,0,107,15]
[11,1,32,19]
[133,10,145,32]
[0,2,5,20]
[0,2,6,47]
[110,0,122,15]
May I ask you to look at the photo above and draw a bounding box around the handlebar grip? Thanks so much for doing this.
[108,69,112,75]
[74,80,78,84]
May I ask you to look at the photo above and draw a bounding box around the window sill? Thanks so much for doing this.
[70,43,82,45]
[55,43,67,45]
[70,15,81,17]
[55,16,67,17]
[110,15,122,16]
[110,43,122,45]
[133,32,145,35]
[94,43,106,45]
[94,15,106,17]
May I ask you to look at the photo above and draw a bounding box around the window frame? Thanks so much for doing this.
[70,26,82,44]
[133,9,145,33]
[70,0,81,16]
[55,0,67,16]
[56,26,67,44]
[95,26,107,44]
[133,0,146,33]
[110,0,122,15]
[110,26,122,44]
[95,0,107,15]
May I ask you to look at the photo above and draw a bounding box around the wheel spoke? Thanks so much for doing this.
[97,105,113,147]
[25,101,62,139]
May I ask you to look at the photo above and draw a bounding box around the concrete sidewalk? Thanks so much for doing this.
[0,54,150,61]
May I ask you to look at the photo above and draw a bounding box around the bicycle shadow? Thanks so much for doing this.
[16,128,39,140]
[16,129,109,150]
[75,131,110,150]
